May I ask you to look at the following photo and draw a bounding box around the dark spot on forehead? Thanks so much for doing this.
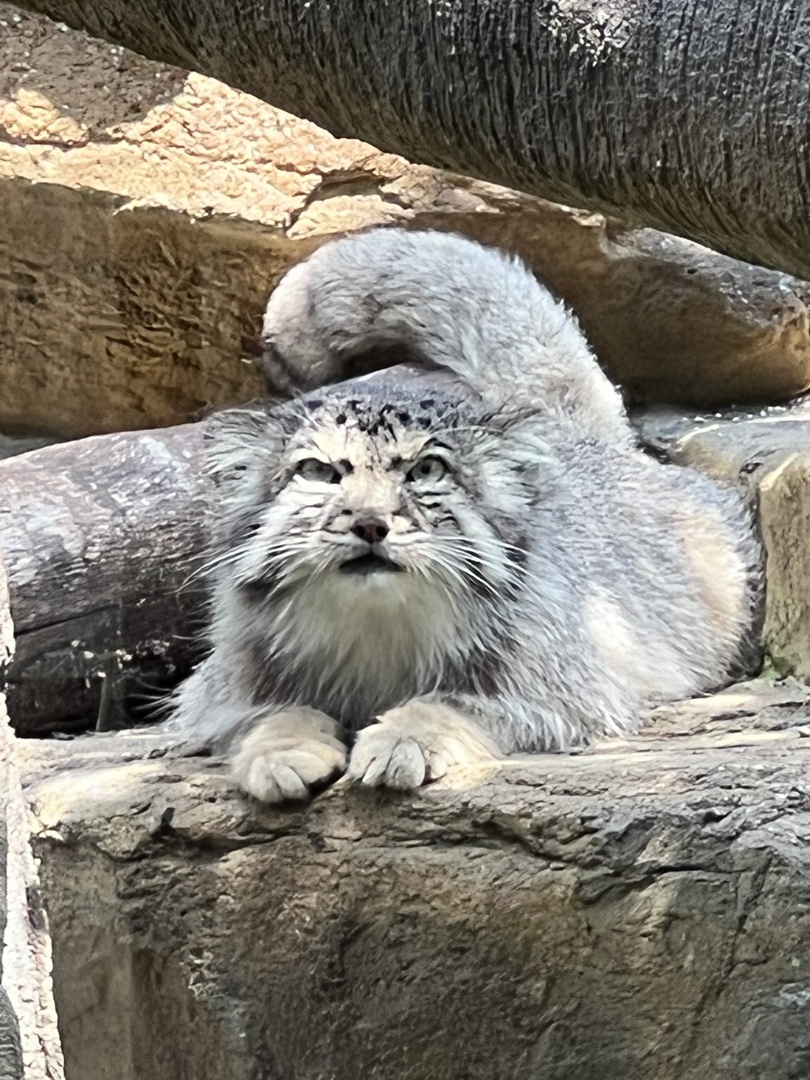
[309,382,470,442]
[339,459,354,473]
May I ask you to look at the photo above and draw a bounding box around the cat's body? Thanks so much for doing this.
[171,228,762,802]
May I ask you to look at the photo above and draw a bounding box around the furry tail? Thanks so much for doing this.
[260,228,632,444]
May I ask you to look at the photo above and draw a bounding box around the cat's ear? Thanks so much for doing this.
[202,404,299,487]
[201,404,303,555]
[481,405,557,462]
[470,406,564,506]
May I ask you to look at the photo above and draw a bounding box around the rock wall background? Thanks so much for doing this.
[2,1,810,439]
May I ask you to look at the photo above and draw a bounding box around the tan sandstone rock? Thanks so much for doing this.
[1,4,810,438]
[16,678,810,1080]
[634,399,810,680]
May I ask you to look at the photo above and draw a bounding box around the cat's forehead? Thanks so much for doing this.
[289,372,476,462]
[294,399,445,463]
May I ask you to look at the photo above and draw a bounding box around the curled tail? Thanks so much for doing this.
[260,227,632,443]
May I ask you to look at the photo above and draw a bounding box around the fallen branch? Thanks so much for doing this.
[0,426,207,735]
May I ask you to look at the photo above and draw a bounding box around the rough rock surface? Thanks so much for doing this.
[634,398,810,679]
[0,562,24,1080]
[2,3,810,439]
[2,557,63,1080]
[2,726,64,1080]
[18,678,810,1080]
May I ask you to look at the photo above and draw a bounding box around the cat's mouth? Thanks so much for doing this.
[339,552,404,576]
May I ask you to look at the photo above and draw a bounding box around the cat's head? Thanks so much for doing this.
[205,370,553,612]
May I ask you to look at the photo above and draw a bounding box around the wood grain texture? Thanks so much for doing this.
[0,425,208,735]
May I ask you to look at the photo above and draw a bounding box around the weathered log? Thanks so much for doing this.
[10,0,810,279]
[0,426,208,735]
[18,678,810,1080]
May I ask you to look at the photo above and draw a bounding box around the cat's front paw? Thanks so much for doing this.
[232,708,347,804]
[347,701,499,791]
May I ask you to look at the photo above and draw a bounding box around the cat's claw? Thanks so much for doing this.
[347,702,500,791]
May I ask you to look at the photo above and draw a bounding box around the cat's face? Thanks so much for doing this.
[209,384,536,606]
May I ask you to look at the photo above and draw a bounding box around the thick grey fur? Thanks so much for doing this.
[170,228,762,802]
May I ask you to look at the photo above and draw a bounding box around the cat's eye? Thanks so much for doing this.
[295,458,341,484]
[406,456,448,483]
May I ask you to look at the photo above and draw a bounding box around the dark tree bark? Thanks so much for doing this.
[0,989,22,1080]
[0,426,208,736]
[10,0,810,279]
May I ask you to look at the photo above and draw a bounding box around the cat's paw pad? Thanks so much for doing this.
[232,714,347,803]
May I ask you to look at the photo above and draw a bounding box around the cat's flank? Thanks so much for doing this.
[170,228,762,802]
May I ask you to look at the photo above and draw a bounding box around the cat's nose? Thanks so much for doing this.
[350,517,390,545]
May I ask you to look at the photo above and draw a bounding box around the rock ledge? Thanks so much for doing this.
[17,678,810,1080]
